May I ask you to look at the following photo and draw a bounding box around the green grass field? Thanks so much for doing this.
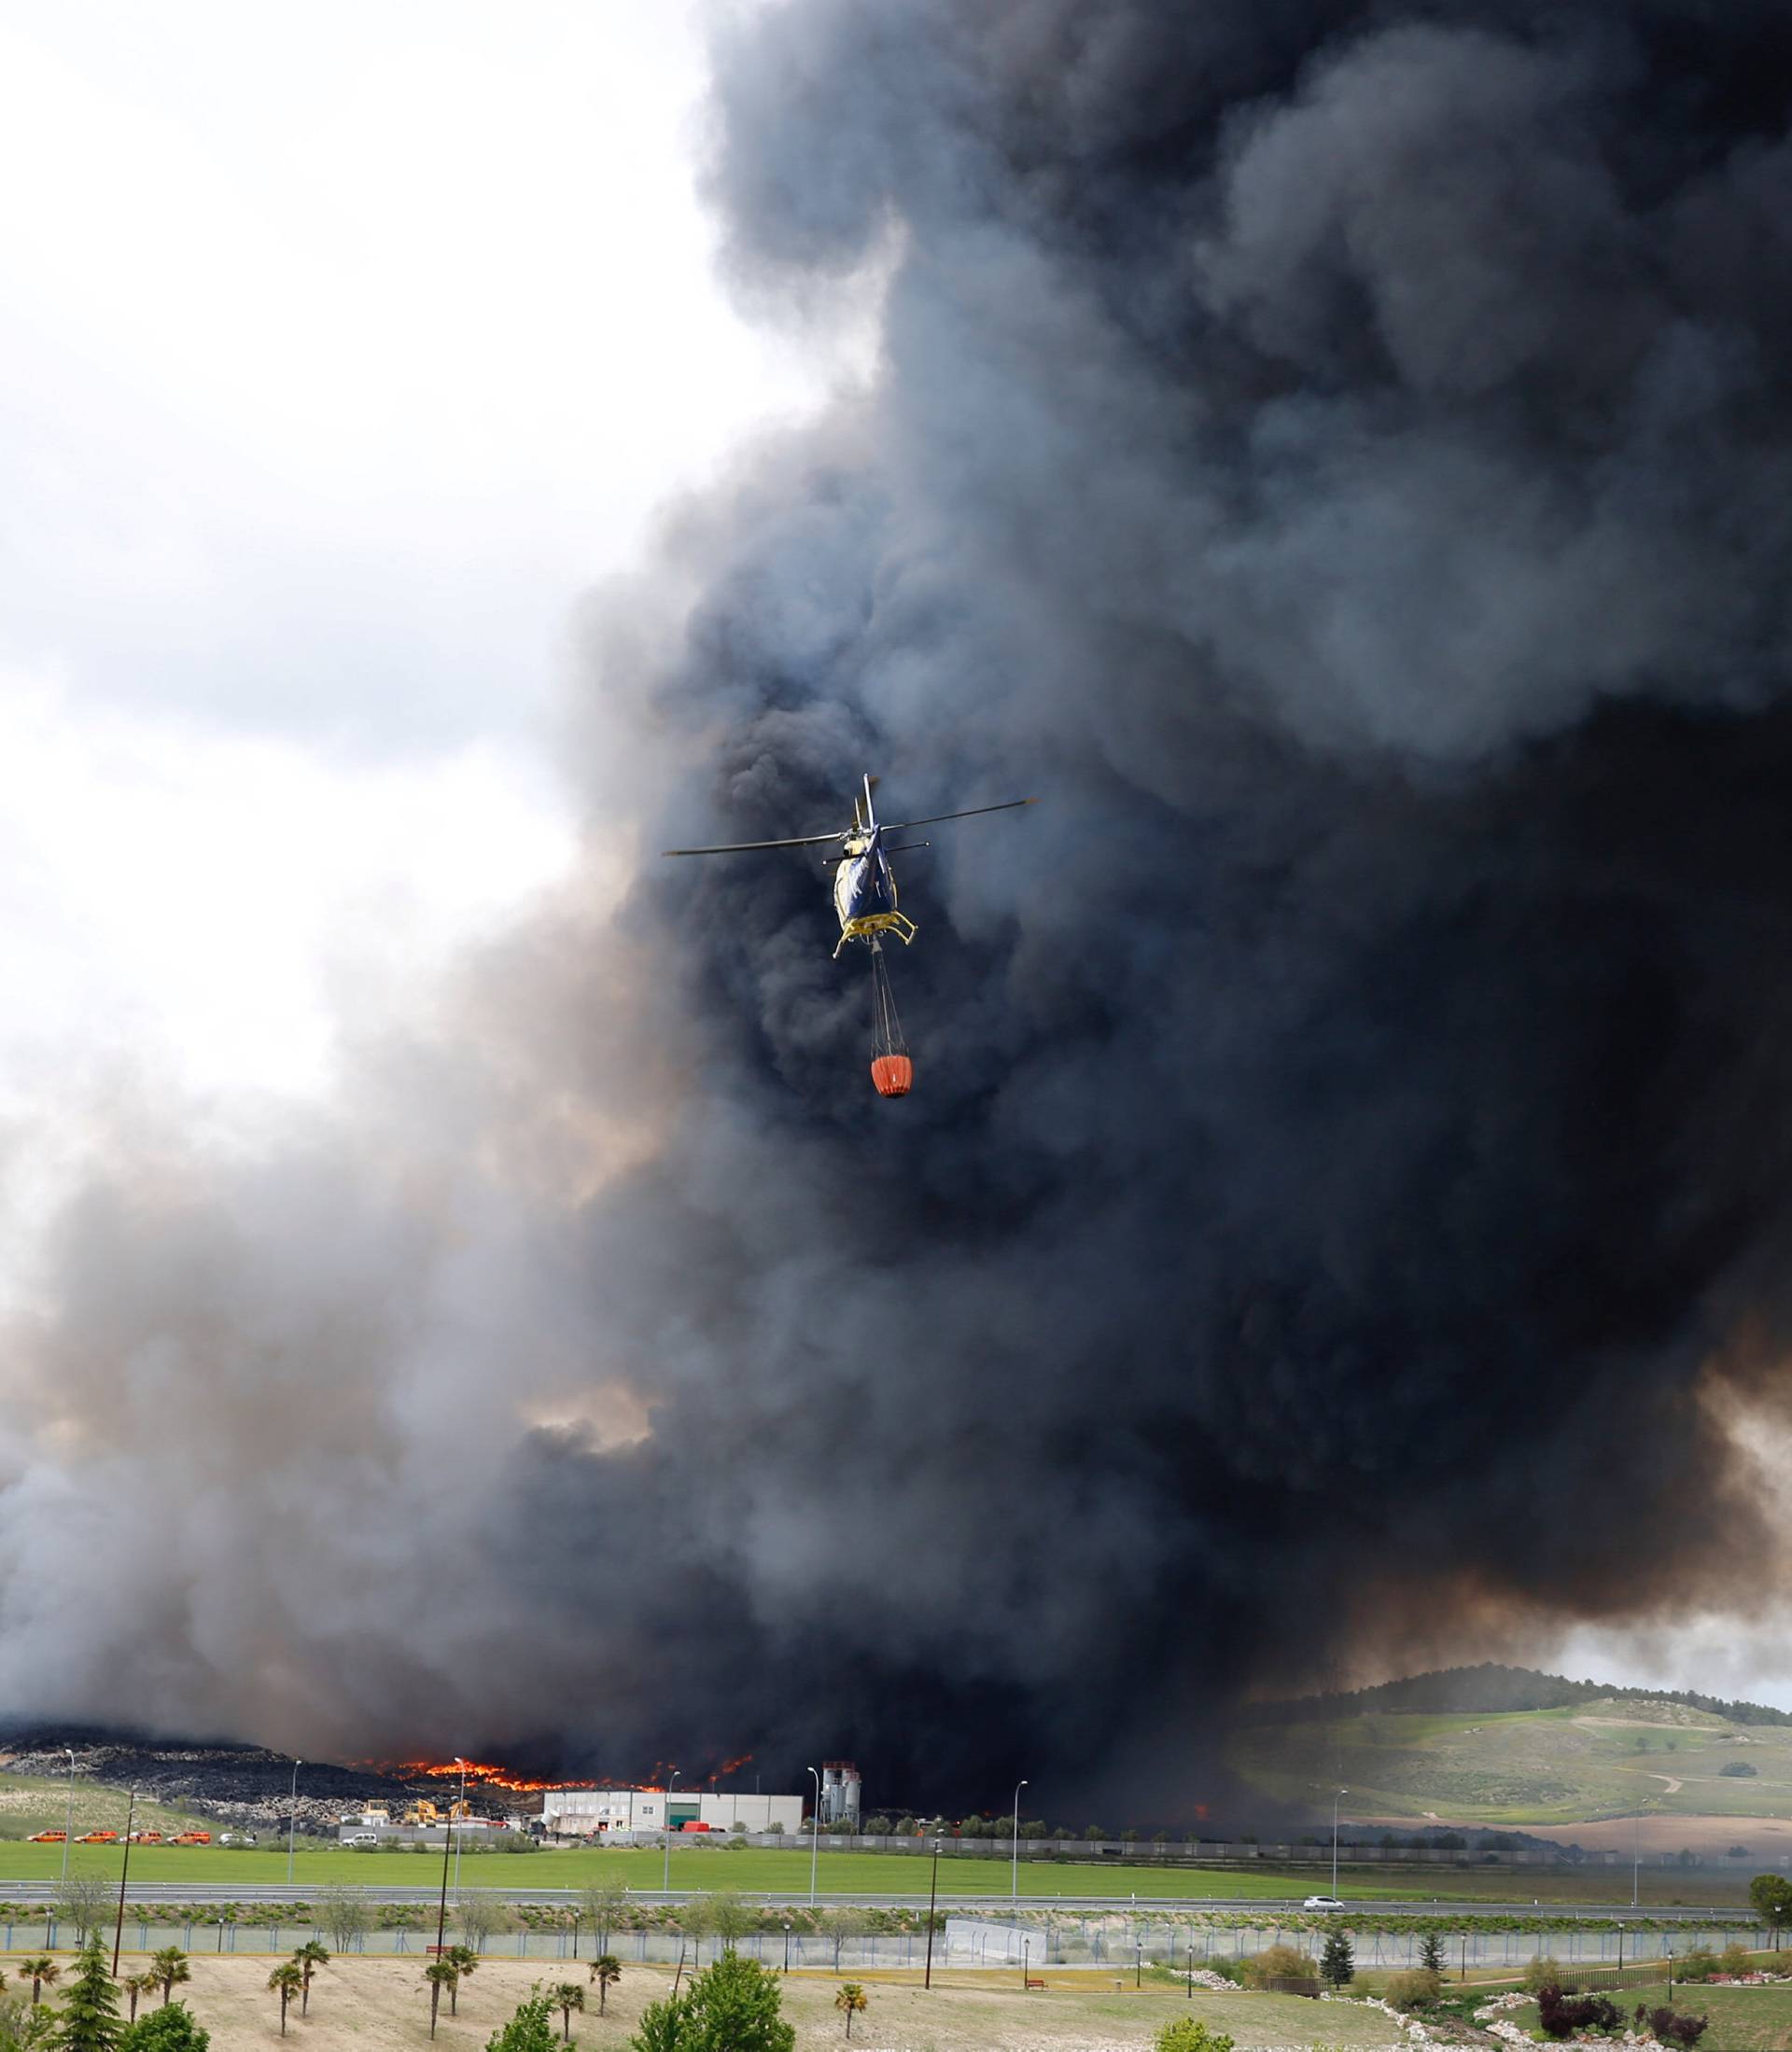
[0,1840,1414,1897]
[1231,1694,1792,1824]
[0,1838,1762,1905]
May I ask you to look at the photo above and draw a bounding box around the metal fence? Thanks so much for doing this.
[0,1915,1766,1976]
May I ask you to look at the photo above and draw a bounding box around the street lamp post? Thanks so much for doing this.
[62,1750,75,1888]
[287,1760,302,1887]
[1616,1921,1625,1975]
[1632,1815,1640,1910]
[663,1770,682,1897]
[1333,1787,1348,1901]
[453,1759,468,1900]
[782,1920,791,1975]
[807,1767,821,1907]
[924,1840,942,1990]
[1012,1780,1028,1902]
[112,1786,137,1976]
[1135,1937,1143,1989]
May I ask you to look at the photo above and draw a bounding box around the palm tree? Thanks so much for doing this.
[151,1947,191,2007]
[443,1945,479,2015]
[124,1970,159,2023]
[549,1982,584,2043]
[421,1961,458,2041]
[18,1957,59,2006]
[588,1954,622,2015]
[292,1939,330,2017]
[268,1962,303,2038]
[835,1983,869,2039]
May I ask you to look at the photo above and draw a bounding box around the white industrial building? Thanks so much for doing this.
[540,1788,805,1837]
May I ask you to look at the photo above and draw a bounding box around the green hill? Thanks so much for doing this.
[1232,1666,1792,1824]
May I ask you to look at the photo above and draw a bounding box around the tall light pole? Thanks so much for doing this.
[61,1750,75,1888]
[923,1839,942,1990]
[287,1759,302,1887]
[663,1769,681,1897]
[1333,1788,1348,1900]
[1012,1780,1028,1902]
[807,1766,821,1907]
[453,1759,468,1900]
[112,1786,136,1976]
[1631,1814,1640,1910]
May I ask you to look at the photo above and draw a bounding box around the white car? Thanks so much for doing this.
[1303,1894,1345,1911]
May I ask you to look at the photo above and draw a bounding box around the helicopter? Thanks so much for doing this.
[663,775,1035,1097]
[663,774,1035,959]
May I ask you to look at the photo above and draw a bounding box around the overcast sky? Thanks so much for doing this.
[0,0,823,1108]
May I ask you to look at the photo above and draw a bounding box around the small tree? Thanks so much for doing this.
[1751,1873,1792,1945]
[580,1879,629,1959]
[822,1909,869,1972]
[628,1996,688,2052]
[50,1937,120,2052]
[49,1878,113,1950]
[488,1991,559,2052]
[120,1977,157,2030]
[677,1952,792,2052]
[1523,1954,1564,1993]
[457,1892,516,1953]
[548,1984,583,2044]
[1383,1968,1443,2014]
[1156,2023,1237,2052]
[315,1886,369,1952]
[291,1941,329,2017]
[710,1891,754,1953]
[1319,1932,1353,1989]
[420,1962,457,2042]
[1238,1945,1310,1989]
[443,1947,478,2016]
[834,1984,867,2040]
[19,1962,60,2009]
[147,1955,188,2012]
[588,1957,621,2015]
[1419,1930,1445,1975]
[1083,1825,1105,1842]
[119,2005,207,2052]
[265,1964,301,2041]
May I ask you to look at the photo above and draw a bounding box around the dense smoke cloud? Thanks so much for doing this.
[7,0,1792,1814]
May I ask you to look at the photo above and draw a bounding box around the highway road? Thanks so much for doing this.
[0,1880,1762,1919]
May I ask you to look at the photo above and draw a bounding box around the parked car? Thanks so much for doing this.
[1303,1893,1346,1911]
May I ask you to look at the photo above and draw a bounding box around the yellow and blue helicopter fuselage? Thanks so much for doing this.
[833,829,918,956]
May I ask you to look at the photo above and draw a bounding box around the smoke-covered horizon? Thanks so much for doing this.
[7,0,1792,1818]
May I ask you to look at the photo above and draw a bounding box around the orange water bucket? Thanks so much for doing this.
[871,1054,914,1097]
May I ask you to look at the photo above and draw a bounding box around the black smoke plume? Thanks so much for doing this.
[8,0,1792,1818]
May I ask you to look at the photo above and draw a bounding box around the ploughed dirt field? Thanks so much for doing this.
[102,1954,1408,2051]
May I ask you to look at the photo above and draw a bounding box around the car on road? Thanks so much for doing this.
[1303,1894,1346,1911]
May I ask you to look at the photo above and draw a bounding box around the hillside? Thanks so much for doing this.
[1232,1668,1792,1826]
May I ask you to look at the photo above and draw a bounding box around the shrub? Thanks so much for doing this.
[1537,1987,1621,2038]
[1383,1968,1443,2013]
[1238,1944,1311,1989]
[1522,1954,1563,1993]
[1155,2021,1237,2052]
[1721,1762,1758,1777]
[1636,2003,1709,2048]
[1720,1942,1751,1977]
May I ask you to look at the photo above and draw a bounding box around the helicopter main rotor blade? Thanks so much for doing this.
[880,797,1037,831]
[662,831,846,856]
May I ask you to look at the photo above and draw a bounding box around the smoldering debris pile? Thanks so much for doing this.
[0,1728,414,1833]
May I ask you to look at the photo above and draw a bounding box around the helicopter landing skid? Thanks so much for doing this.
[834,911,918,958]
